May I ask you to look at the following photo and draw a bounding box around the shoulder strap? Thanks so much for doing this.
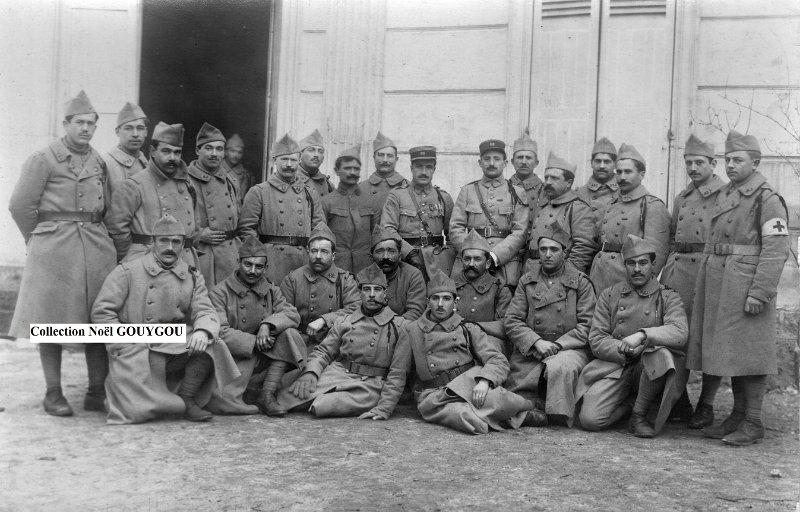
[407,188,432,235]
[304,187,315,215]
[335,272,343,309]
[435,187,450,235]
[639,196,647,235]
[507,180,522,207]
[473,182,500,229]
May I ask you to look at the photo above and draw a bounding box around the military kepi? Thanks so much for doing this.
[617,143,645,166]
[65,90,96,118]
[684,134,715,158]
[371,224,403,249]
[116,102,147,128]
[538,220,571,249]
[427,269,457,297]
[299,129,324,151]
[152,122,185,147]
[545,151,577,173]
[622,234,657,261]
[357,264,388,288]
[479,139,506,157]
[409,146,436,162]
[152,214,186,237]
[239,236,268,258]
[591,137,617,157]
[272,133,300,157]
[196,122,226,147]
[725,130,760,156]
[460,229,492,257]
[373,131,396,153]
[512,130,537,156]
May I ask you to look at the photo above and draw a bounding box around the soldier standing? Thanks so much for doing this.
[576,137,619,217]
[105,102,148,198]
[689,131,790,446]
[238,134,325,285]
[297,129,334,197]
[221,133,252,203]
[358,131,408,206]
[9,90,116,416]
[188,122,241,288]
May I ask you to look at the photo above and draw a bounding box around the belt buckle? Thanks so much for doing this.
[482,227,492,238]
[287,235,296,245]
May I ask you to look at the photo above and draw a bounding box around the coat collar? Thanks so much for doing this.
[520,261,580,289]
[547,188,579,206]
[417,311,463,333]
[302,264,339,283]
[730,171,767,197]
[299,164,331,184]
[49,138,98,163]
[680,174,726,199]
[148,158,188,181]
[454,269,496,294]
[188,160,225,183]
[350,306,396,326]
[509,173,543,191]
[621,277,661,297]
[616,184,649,203]
[368,171,405,186]
[268,173,305,193]
[226,273,272,298]
[480,176,505,189]
[336,183,361,195]
[142,252,189,280]
[108,146,147,168]
[585,175,619,192]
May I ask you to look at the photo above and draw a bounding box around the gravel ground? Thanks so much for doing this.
[1,340,797,512]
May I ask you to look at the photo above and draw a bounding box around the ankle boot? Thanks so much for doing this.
[43,387,73,417]
[629,412,655,438]
[522,408,548,427]
[688,403,714,429]
[260,361,288,417]
[668,391,694,423]
[703,411,745,439]
[178,355,213,422]
[84,385,107,412]
[722,419,764,446]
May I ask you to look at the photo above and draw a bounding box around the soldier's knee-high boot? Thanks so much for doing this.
[178,353,214,422]
[260,360,289,417]
[84,344,108,412]
[40,344,72,417]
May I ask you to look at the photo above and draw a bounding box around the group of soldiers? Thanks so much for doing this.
[9,91,790,444]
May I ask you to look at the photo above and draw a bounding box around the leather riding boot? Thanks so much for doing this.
[43,386,73,417]
[260,360,289,417]
[177,354,213,422]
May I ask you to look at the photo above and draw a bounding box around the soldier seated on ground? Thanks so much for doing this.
[575,235,688,438]
[270,265,407,419]
[380,270,547,435]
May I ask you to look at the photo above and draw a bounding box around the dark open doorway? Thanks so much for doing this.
[139,0,271,183]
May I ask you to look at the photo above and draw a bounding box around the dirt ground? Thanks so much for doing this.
[1,340,797,512]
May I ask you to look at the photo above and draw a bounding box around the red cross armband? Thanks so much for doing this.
[762,218,789,236]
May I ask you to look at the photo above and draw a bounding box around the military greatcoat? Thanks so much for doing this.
[508,173,545,218]
[187,160,241,288]
[453,270,513,354]
[299,164,334,198]
[393,312,534,435]
[221,159,252,204]
[588,185,669,294]
[238,174,325,285]
[321,185,380,274]
[381,262,427,321]
[104,146,148,199]
[576,175,619,219]
[105,159,199,265]
[9,138,117,338]
[659,175,726,316]
[358,170,408,213]
[206,273,304,414]
[688,172,790,376]
[523,189,597,275]
[449,177,530,286]
[274,307,408,418]
[91,252,238,425]
[504,263,596,423]
[576,279,688,433]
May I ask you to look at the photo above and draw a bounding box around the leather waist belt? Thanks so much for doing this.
[420,361,476,389]
[38,211,103,223]
[131,233,195,249]
[670,242,705,253]
[600,241,623,252]
[704,243,761,256]
[339,358,389,378]
[223,230,238,240]
[259,235,309,246]
[537,332,562,343]
[527,248,539,260]
[403,235,445,247]
[474,227,511,238]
